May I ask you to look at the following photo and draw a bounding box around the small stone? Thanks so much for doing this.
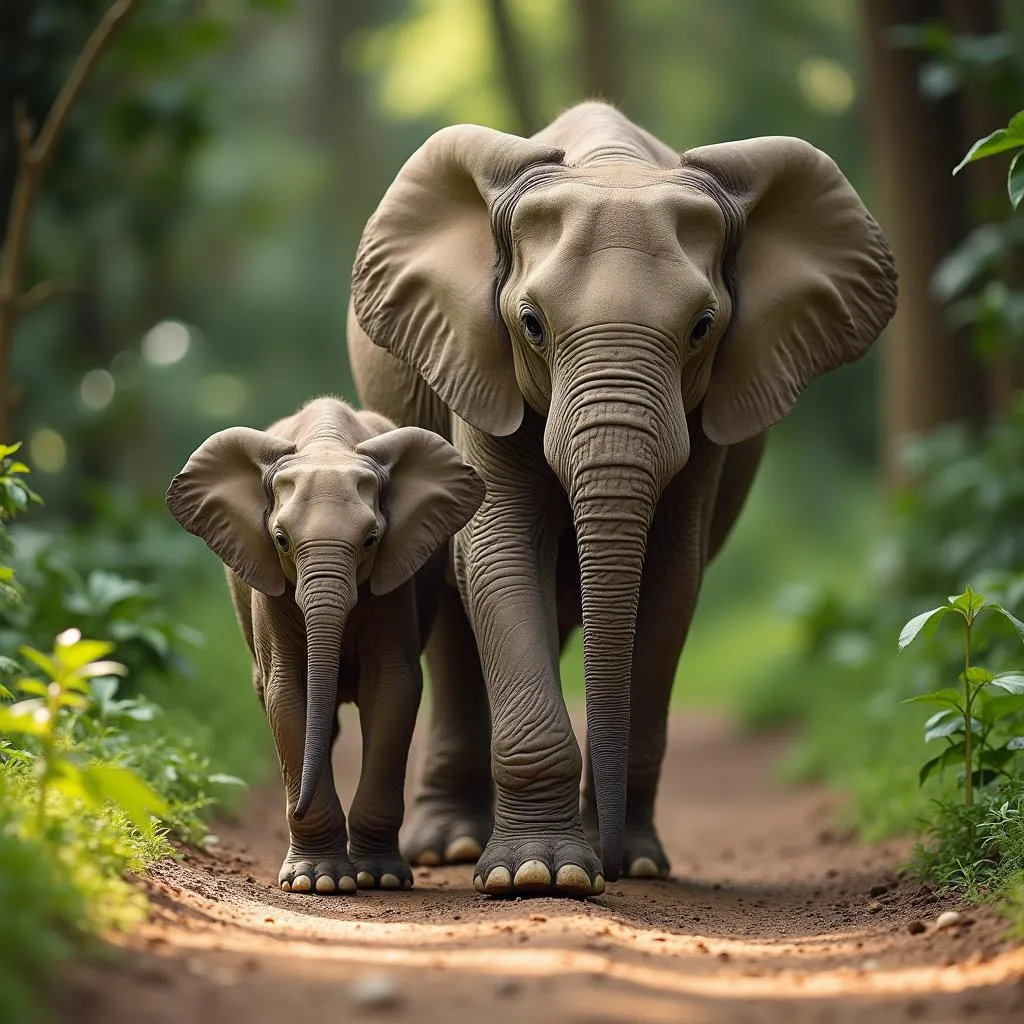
[869,884,888,897]
[494,977,522,997]
[907,920,927,935]
[528,914,547,923]
[349,973,403,1011]
[717,951,731,962]
[935,910,962,931]
[246,875,257,884]
[867,901,882,913]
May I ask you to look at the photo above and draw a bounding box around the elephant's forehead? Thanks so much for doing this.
[510,171,725,256]
[273,457,379,506]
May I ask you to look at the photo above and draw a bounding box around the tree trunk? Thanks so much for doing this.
[485,0,538,137]
[861,0,989,487]
[575,0,621,106]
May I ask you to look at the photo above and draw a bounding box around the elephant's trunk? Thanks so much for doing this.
[292,547,356,821]
[545,339,689,881]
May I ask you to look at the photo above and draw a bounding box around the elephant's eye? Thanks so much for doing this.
[363,531,379,552]
[274,531,290,553]
[690,310,715,345]
[520,309,545,346]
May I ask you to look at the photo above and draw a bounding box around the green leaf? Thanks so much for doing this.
[978,693,1024,721]
[899,607,951,651]
[904,688,964,712]
[57,639,116,672]
[980,746,1017,770]
[80,765,168,834]
[950,586,985,615]
[0,700,49,737]
[17,646,55,680]
[990,673,1024,695]
[1010,152,1024,209]
[0,681,12,700]
[76,659,127,679]
[14,678,49,697]
[919,741,966,785]
[0,442,23,458]
[207,773,247,787]
[925,716,970,742]
[983,604,1024,643]
[964,666,994,685]
[953,122,1024,175]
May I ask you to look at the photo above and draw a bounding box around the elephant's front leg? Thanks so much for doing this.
[458,477,603,898]
[264,664,356,895]
[348,589,422,891]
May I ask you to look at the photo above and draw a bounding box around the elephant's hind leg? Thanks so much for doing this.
[400,581,494,866]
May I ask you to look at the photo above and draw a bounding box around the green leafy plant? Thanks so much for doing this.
[900,586,1024,813]
[953,109,1024,209]
[0,627,167,834]
[0,441,41,607]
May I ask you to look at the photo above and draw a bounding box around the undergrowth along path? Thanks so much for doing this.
[60,713,1024,1023]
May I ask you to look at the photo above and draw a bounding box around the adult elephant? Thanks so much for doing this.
[348,102,896,897]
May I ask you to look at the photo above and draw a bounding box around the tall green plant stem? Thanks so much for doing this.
[963,615,974,812]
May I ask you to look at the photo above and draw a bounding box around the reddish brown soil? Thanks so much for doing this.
[59,712,1024,1023]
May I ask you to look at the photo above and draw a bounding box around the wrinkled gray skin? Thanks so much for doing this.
[166,397,484,895]
[348,102,898,896]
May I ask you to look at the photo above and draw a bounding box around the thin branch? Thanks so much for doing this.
[0,0,139,440]
[31,0,140,173]
[17,279,81,315]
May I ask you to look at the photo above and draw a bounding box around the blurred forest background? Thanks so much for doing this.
[1,0,1023,789]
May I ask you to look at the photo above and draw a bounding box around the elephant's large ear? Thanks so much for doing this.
[351,125,563,436]
[356,427,485,596]
[166,427,296,596]
[682,137,897,445]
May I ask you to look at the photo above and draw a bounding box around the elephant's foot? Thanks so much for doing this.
[401,794,493,867]
[622,825,671,879]
[349,849,414,890]
[278,849,357,895]
[473,828,604,898]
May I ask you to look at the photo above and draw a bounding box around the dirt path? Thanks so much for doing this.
[60,711,1024,1023]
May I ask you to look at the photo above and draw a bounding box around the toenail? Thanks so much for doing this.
[338,875,358,894]
[484,866,512,892]
[279,880,291,891]
[628,857,661,878]
[555,864,591,891]
[380,873,401,889]
[291,875,312,892]
[593,874,605,894]
[315,875,337,893]
[473,875,485,893]
[356,871,375,888]
[445,836,483,862]
[513,859,552,889]
[417,850,441,866]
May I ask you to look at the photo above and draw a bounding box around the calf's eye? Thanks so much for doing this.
[520,309,545,345]
[690,310,715,345]
[363,532,379,552]
[274,531,290,553]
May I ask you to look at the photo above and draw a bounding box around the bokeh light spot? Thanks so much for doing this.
[80,369,115,411]
[797,58,855,115]
[197,374,247,418]
[29,428,67,473]
[142,320,191,367]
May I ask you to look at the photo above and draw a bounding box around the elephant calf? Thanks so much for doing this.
[166,397,484,894]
